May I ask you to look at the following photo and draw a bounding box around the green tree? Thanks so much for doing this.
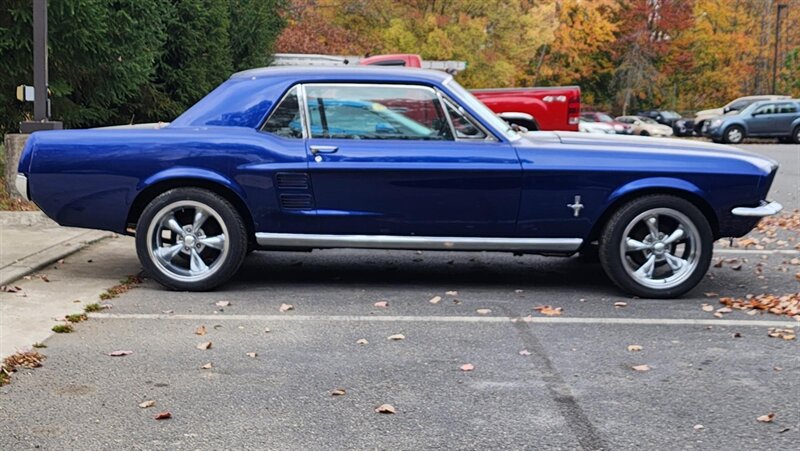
[229,0,287,71]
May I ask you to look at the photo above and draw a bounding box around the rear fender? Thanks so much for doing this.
[138,167,247,200]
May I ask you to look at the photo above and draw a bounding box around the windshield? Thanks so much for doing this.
[596,113,614,122]
[445,80,519,140]
[661,111,681,119]
[639,117,658,124]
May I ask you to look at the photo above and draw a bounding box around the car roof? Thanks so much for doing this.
[230,66,453,84]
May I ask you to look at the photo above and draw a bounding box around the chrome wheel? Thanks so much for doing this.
[726,127,743,143]
[619,208,701,290]
[146,200,229,282]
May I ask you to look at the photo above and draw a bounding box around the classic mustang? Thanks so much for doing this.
[16,67,782,298]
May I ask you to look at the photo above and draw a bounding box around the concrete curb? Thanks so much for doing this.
[0,230,114,287]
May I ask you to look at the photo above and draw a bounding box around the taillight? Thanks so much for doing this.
[567,93,581,125]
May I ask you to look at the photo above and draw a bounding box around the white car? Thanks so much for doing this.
[578,118,616,134]
[615,116,674,137]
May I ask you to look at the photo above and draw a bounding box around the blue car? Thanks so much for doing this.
[705,99,800,144]
[16,67,782,298]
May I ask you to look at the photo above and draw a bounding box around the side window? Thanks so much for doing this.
[261,87,302,138]
[753,104,775,116]
[443,97,488,140]
[304,85,452,140]
[777,102,798,114]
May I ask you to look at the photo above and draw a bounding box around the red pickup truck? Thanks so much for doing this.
[359,54,581,132]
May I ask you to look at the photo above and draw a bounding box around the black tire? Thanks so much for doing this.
[793,126,800,144]
[722,125,744,144]
[639,130,650,136]
[135,187,248,291]
[598,195,713,299]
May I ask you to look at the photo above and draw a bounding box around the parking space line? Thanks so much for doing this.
[714,248,799,255]
[89,313,797,327]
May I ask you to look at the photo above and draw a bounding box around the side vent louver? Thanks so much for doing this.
[279,194,313,210]
[276,172,309,189]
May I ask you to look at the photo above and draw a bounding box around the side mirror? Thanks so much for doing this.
[723,107,731,114]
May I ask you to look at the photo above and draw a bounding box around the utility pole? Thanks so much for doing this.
[772,3,788,95]
[20,0,62,133]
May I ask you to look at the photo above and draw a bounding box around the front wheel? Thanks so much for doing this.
[599,195,713,298]
[722,125,744,144]
[135,188,248,291]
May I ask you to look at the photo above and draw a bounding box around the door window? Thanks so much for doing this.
[443,97,490,140]
[753,104,775,116]
[776,103,798,114]
[261,87,303,138]
[304,85,452,140]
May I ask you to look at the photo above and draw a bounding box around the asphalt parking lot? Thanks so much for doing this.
[1,144,798,450]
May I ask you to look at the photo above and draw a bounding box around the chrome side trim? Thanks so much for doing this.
[731,201,783,217]
[15,174,29,201]
[255,233,582,252]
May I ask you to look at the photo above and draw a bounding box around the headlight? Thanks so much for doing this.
[710,119,723,128]
[613,124,624,131]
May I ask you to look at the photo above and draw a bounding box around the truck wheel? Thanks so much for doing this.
[722,125,744,144]
[599,195,713,299]
[136,188,248,291]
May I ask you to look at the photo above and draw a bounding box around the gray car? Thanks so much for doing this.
[705,99,800,144]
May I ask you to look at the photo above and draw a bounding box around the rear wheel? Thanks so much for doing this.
[135,188,248,291]
[640,130,650,136]
[722,125,744,144]
[792,125,800,144]
[599,195,713,298]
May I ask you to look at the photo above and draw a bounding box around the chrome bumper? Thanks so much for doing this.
[731,200,783,217]
[15,174,29,201]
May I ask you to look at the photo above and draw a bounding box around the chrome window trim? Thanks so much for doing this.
[255,232,582,253]
[442,78,519,142]
[439,93,497,142]
[259,85,306,139]
[301,83,450,141]
[436,90,457,141]
[299,84,311,139]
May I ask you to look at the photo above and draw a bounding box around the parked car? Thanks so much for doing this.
[671,118,696,137]
[578,117,616,134]
[637,110,694,136]
[615,116,674,137]
[581,112,633,134]
[472,86,581,132]
[694,95,791,135]
[704,99,800,144]
[17,67,781,298]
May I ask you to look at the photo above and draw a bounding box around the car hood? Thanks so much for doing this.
[695,107,723,119]
[517,131,778,174]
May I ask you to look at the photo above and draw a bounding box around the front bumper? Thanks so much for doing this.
[15,174,29,201]
[731,201,783,217]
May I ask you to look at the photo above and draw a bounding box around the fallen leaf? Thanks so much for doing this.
[195,325,207,336]
[534,305,563,316]
[704,292,719,298]
[632,364,651,372]
[428,296,442,304]
[215,301,231,307]
[0,285,22,293]
[757,413,775,423]
[614,302,628,308]
[767,328,796,340]
[375,404,396,414]
[356,338,369,345]
[733,332,742,338]
[731,264,743,271]
[161,310,174,314]
[154,412,172,420]
[445,291,458,296]
[264,327,271,333]
[196,341,212,350]
[138,400,155,408]
[200,362,213,369]
[374,301,389,308]
[387,334,405,341]
[716,307,732,314]
[246,352,257,358]
[475,308,492,315]
[279,303,294,313]
[627,345,643,352]
[518,349,531,356]
[460,363,474,371]
[701,304,714,312]
[331,388,346,396]
[693,424,705,430]
[108,350,133,357]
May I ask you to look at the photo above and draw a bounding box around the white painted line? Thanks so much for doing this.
[89,313,798,327]
[714,248,799,255]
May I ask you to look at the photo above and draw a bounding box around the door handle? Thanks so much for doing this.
[310,145,338,155]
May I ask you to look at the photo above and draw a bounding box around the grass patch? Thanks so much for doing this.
[32,342,47,348]
[84,303,103,313]
[99,274,143,300]
[1,350,46,386]
[65,313,88,323]
[51,323,74,333]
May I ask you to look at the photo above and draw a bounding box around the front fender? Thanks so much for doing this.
[608,177,706,205]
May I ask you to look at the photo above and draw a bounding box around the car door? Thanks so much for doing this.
[300,83,522,237]
[770,102,799,135]
[748,103,776,135]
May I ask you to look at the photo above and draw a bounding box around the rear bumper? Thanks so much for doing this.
[731,201,783,217]
[15,174,29,201]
